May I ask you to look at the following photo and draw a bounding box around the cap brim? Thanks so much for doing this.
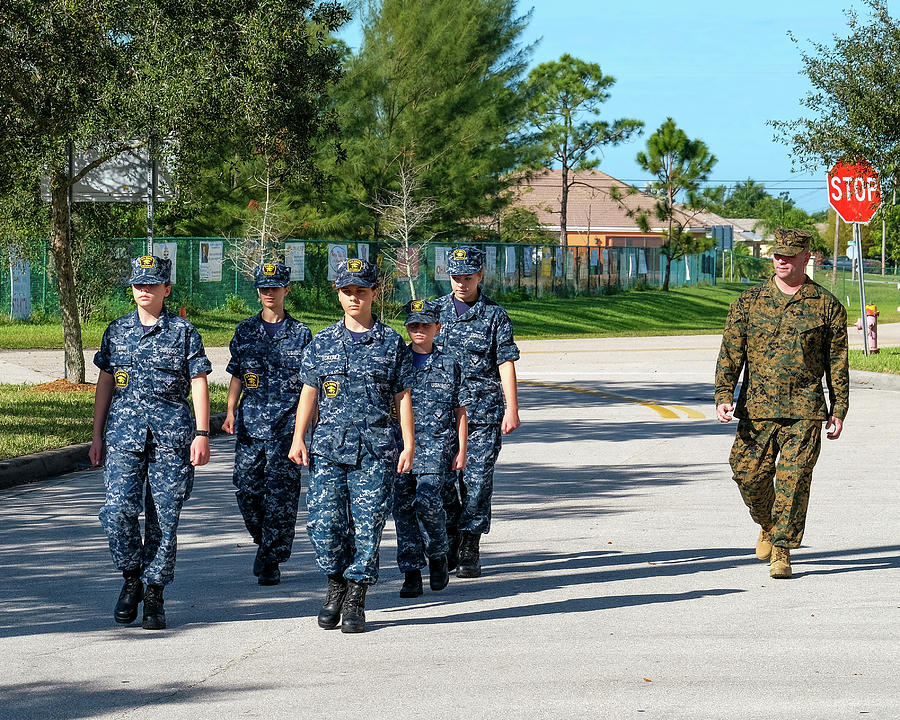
[335,278,376,289]
[772,246,804,257]
[126,273,166,285]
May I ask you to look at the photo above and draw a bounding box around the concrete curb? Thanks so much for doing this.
[850,369,900,392]
[0,412,228,492]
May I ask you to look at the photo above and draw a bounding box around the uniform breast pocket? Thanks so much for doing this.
[319,359,348,408]
[153,357,188,399]
[110,355,132,391]
[241,359,266,392]
[278,352,304,394]
[798,319,827,365]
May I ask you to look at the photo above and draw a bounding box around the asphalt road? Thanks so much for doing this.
[1,335,898,719]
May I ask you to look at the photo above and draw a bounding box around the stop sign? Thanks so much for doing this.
[827,160,882,224]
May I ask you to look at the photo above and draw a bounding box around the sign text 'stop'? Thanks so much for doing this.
[827,160,882,224]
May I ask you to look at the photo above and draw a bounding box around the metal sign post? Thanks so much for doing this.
[854,223,869,356]
[146,140,157,256]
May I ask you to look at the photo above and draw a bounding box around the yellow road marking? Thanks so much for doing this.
[519,379,705,420]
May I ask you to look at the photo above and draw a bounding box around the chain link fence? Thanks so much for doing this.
[3,237,719,320]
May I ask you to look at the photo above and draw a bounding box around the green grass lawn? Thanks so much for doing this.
[849,347,900,374]
[0,383,230,461]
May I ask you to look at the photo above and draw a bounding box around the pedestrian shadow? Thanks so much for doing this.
[364,588,744,632]
[0,679,270,720]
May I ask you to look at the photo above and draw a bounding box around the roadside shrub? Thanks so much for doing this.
[225,294,248,314]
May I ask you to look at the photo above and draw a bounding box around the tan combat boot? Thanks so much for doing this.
[769,547,792,579]
[755,527,774,561]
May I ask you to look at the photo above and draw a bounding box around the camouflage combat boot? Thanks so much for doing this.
[341,581,368,634]
[770,547,792,579]
[317,574,347,629]
[429,554,449,591]
[141,584,166,630]
[456,531,481,578]
[399,570,423,598]
[114,569,144,624]
[756,527,774,561]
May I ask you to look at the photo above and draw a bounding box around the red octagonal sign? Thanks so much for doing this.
[827,160,882,224]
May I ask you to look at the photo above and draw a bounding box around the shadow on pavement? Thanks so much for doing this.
[0,679,270,720]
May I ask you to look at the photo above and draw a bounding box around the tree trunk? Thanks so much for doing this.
[49,166,86,382]
[662,254,671,292]
[560,163,568,248]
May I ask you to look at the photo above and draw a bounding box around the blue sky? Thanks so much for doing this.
[339,1,880,213]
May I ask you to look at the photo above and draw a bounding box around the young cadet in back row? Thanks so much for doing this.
[90,255,212,631]
[288,258,414,634]
[223,263,312,586]
[394,299,470,598]
[436,246,520,578]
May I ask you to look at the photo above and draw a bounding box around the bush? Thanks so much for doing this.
[225,294,248,314]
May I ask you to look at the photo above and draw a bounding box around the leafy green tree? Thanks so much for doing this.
[617,118,717,291]
[331,0,533,239]
[499,206,555,245]
[771,0,900,174]
[523,54,643,247]
[0,0,348,381]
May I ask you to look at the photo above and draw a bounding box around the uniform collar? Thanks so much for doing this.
[765,275,819,302]
[126,306,173,334]
[253,310,292,340]
[340,317,384,343]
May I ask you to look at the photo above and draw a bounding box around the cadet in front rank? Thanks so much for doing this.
[223,263,312,586]
[394,299,470,598]
[435,245,520,579]
[90,255,212,630]
[288,258,414,634]
[715,228,849,580]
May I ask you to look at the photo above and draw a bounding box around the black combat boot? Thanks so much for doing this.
[429,554,449,591]
[317,574,347,629]
[447,531,460,572]
[399,570,423,598]
[456,531,482,578]
[252,549,264,577]
[141,584,166,630]
[340,581,368,634]
[257,561,281,586]
[114,569,144,624]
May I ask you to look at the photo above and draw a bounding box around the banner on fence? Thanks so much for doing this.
[524,248,534,276]
[198,241,223,282]
[434,246,450,281]
[566,250,575,280]
[505,245,516,276]
[285,242,305,282]
[395,247,419,279]
[358,243,369,263]
[486,246,497,276]
[555,247,563,277]
[639,249,648,275]
[327,244,348,280]
[9,249,30,320]
[156,242,177,284]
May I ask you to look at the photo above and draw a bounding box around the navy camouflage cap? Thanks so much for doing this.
[126,255,171,285]
[773,228,812,257]
[404,299,440,325]
[254,262,291,288]
[334,258,379,289]
[447,245,484,275]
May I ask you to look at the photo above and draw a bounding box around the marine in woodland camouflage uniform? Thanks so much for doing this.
[394,300,471,580]
[225,263,312,583]
[715,228,849,563]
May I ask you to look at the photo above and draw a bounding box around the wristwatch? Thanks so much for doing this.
[195,429,210,437]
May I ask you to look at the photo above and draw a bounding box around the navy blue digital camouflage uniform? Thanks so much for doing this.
[394,300,471,572]
[227,263,312,567]
[301,259,414,585]
[437,246,520,536]
[95,256,212,587]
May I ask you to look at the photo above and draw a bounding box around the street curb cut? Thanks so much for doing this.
[850,369,900,392]
[0,412,228,492]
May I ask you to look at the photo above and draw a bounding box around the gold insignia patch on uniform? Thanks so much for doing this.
[138,256,155,269]
[324,380,340,398]
[262,263,277,276]
[452,249,467,260]
[114,370,129,388]
[347,258,363,272]
[390,402,398,419]
[410,299,424,312]
[244,372,260,389]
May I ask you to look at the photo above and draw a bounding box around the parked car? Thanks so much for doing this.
[821,256,854,269]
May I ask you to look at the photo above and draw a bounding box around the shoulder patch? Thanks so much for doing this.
[114,370,129,389]
[323,380,340,398]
